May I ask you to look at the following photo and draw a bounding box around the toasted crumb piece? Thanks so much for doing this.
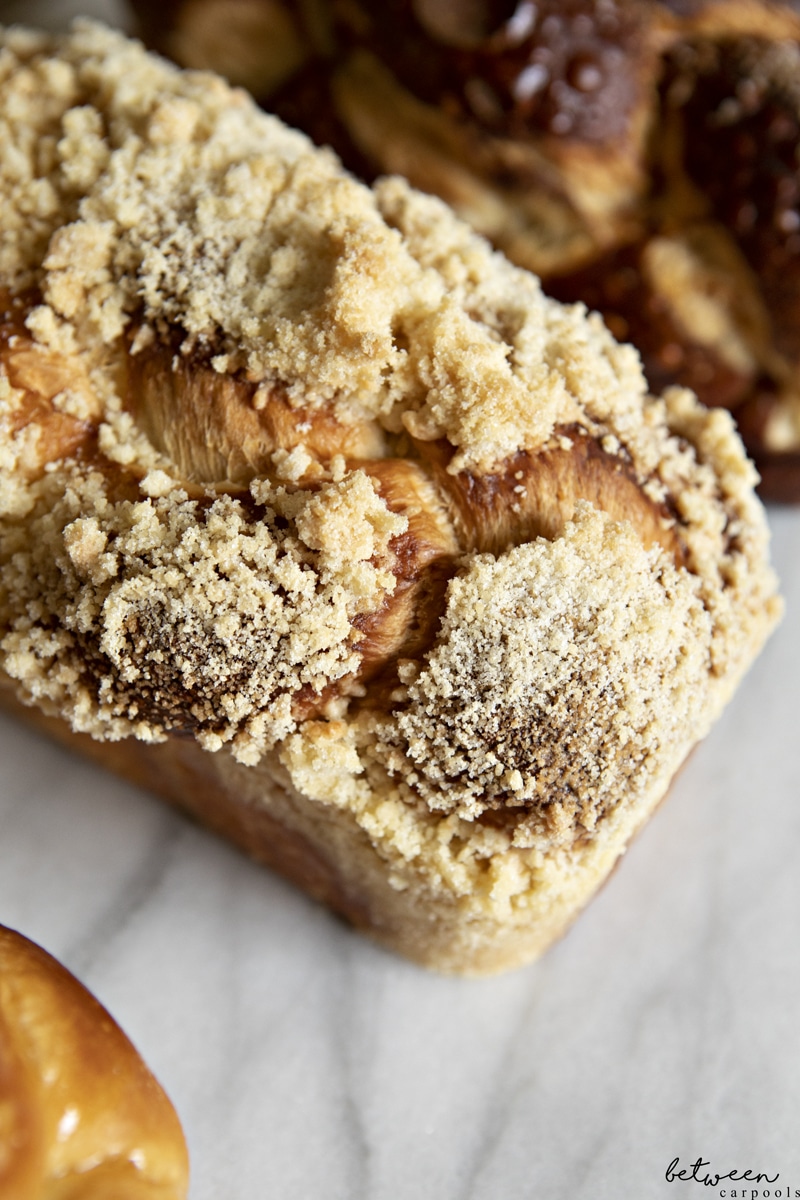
[371,504,713,845]
[1,468,404,763]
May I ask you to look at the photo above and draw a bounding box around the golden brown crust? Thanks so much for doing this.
[0,23,782,973]
[0,923,189,1199]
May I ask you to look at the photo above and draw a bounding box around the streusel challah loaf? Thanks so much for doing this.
[0,22,781,974]
[0,924,189,1199]
[131,0,800,498]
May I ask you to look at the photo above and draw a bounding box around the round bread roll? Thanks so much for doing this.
[0,22,781,974]
[131,0,800,498]
[0,924,189,1199]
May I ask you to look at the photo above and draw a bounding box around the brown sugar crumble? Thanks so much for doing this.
[0,22,781,934]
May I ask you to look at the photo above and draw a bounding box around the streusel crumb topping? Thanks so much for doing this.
[0,23,782,865]
[368,503,713,845]
[0,20,667,470]
[2,467,405,763]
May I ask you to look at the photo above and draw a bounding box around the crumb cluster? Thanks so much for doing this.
[2,467,404,762]
[0,19,678,473]
[368,504,713,844]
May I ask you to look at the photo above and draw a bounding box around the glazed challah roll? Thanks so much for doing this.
[0,22,782,974]
[0,924,189,1200]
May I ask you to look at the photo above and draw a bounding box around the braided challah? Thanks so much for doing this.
[0,23,781,974]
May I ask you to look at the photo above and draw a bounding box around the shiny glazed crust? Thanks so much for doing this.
[0,23,782,974]
[131,0,800,496]
[0,923,189,1199]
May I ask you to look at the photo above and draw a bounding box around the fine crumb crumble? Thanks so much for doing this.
[0,18,679,475]
[0,20,783,891]
[368,503,714,846]
[2,467,405,764]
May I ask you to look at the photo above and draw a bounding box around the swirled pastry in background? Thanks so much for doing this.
[131,0,800,498]
[0,23,782,974]
[0,924,189,1200]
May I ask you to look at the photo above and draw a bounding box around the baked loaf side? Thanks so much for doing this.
[0,923,189,1199]
[131,0,800,497]
[0,22,782,974]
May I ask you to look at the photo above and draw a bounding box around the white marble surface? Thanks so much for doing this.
[2,4,800,1197]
